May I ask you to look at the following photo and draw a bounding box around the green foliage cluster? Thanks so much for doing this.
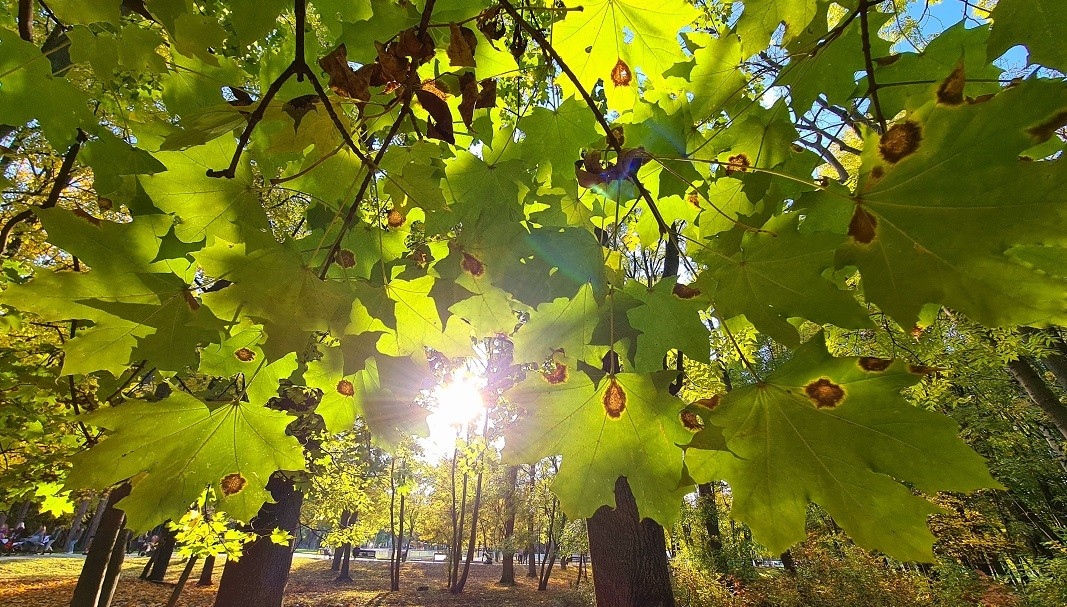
[0,0,1065,568]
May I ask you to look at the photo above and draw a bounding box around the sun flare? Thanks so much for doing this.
[426,369,488,450]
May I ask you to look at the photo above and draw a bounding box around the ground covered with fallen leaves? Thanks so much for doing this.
[0,555,593,607]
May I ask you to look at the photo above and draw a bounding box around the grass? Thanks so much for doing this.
[0,555,594,607]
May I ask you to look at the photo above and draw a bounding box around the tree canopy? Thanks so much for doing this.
[1,0,1065,567]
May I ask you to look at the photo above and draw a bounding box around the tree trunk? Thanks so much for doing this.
[527,464,538,578]
[146,527,177,582]
[391,493,405,591]
[453,464,485,594]
[197,556,216,586]
[70,483,130,607]
[65,498,92,553]
[13,500,31,527]
[499,465,519,586]
[166,556,199,607]
[331,510,350,572]
[97,529,130,607]
[212,474,303,607]
[1020,327,1067,393]
[587,477,675,607]
[79,494,109,552]
[1007,356,1067,440]
[334,510,353,582]
[336,545,352,582]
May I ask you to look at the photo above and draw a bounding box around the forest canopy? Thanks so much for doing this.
[1,0,1066,589]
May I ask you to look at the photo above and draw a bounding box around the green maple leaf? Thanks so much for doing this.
[666,32,747,121]
[501,99,602,188]
[0,28,96,149]
[0,211,217,374]
[67,392,305,530]
[697,213,872,346]
[362,355,432,450]
[626,277,710,371]
[736,0,821,53]
[987,0,1067,73]
[35,482,75,518]
[686,333,998,561]
[870,22,1002,118]
[227,0,288,48]
[801,79,1067,328]
[504,368,692,523]
[377,275,471,358]
[195,239,354,357]
[140,138,270,243]
[305,348,370,434]
[512,283,599,364]
[551,0,700,110]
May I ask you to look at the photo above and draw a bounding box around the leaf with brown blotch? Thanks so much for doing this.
[317,45,370,101]
[395,27,435,63]
[414,89,455,144]
[448,23,478,67]
[458,72,478,129]
[476,78,497,109]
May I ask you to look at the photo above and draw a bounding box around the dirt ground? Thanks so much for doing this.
[0,555,593,607]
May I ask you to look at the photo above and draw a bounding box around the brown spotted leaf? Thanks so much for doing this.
[800,80,1067,328]
[504,370,692,524]
[66,392,305,531]
[447,23,478,67]
[414,88,455,145]
[317,45,371,100]
[685,333,998,561]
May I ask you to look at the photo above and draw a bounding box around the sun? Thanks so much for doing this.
[422,370,486,458]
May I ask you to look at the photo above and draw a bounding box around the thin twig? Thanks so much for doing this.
[858,0,887,132]
[498,0,678,251]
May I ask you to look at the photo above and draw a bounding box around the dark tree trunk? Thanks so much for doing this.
[331,546,343,571]
[781,550,797,575]
[334,510,353,582]
[1020,327,1067,393]
[97,529,130,607]
[197,555,216,586]
[587,477,675,607]
[527,464,538,578]
[70,483,130,607]
[1008,356,1067,440]
[79,494,108,552]
[166,556,199,607]
[146,527,177,582]
[212,474,303,607]
[13,500,31,527]
[336,545,352,582]
[65,498,92,553]
[391,494,405,591]
[499,465,519,586]
[453,465,485,594]
[331,510,350,572]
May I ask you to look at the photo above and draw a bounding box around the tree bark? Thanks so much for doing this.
[18,0,33,42]
[197,555,216,586]
[1007,356,1067,440]
[79,494,109,552]
[331,510,350,572]
[587,477,675,607]
[97,529,130,607]
[453,463,484,594]
[69,483,130,607]
[527,464,538,578]
[65,498,92,553]
[212,474,303,607]
[499,465,519,585]
[166,556,199,607]
[146,527,177,582]
[334,510,353,582]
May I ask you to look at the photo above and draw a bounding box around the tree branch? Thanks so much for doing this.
[18,0,33,41]
[316,0,438,278]
[858,0,887,132]
[498,0,678,248]
[1,129,87,256]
